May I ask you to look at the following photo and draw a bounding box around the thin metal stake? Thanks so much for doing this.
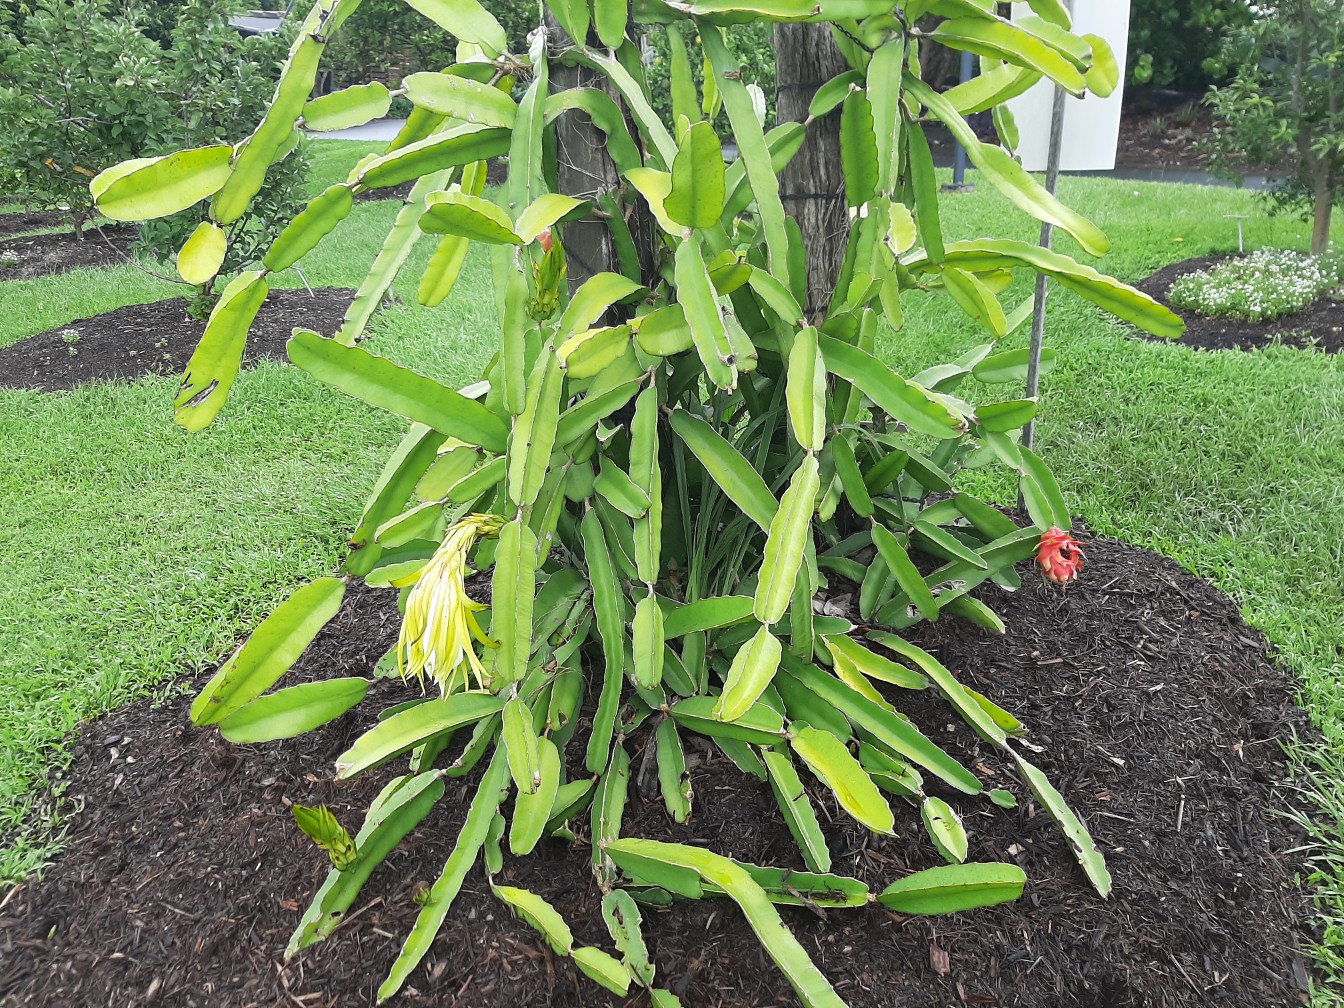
[1020,0,1074,466]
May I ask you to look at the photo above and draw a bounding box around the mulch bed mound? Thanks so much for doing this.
[0,211,70,240]
[0,288,356,392]
[0,534,1316,1008]
[1136,254,1344,353]
[0,224,138,282]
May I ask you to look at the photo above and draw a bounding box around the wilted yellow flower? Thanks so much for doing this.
[396,513,504,694]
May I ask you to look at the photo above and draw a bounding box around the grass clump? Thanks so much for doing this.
[1168,248,1344,321]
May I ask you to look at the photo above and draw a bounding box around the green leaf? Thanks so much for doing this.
[495,885,574,953]
[602,889,654,985]
[717,625,784,722]
[824,633,927,690]
[378,751,509,1001]
[840,89,878,208]
[820,336,964,439]
[942,267,1008,337]
[192,577,345,726]
[661,594,756,638]
[593,0,627,46]
[173,270,269,431]
[790,725,894,835]
[606,839,848,1008]
[675,234,737,389]
[1083,34,1120,97]
[869,523,939,622]
[573,946,634,995]
[93,144,234,221]
[508,350,564,506]
[942,61,1041,116]
[877,862,1027,914]
[786,327,827,453]
[762,748,832,872]
[701,27,791,281]
[218,677,368,744]
[670,695,784,746]
[357,123,511,190]
[402,71,516,127]
[515,193,588,244]
[867,631,1007,745]
[492,519,539,685]
[288,772,446,955]
[510,737,560,855]
[287,330,508,452]
[905,78,1109,257]
[582,509,627,773]
[666,121,726,229]
[420,190,521,244]
[972,346,1058,384]
[558,272,645,337]
[930,17,1085,93]
[303,82,392,132]
[669,411,777,531]
[779,658,981,794]
[263,183,356,273]
[334,693,506,778]
[668,27,698,126]
[1012,751,1112,896]
[176,221,227,286]
[931,239,1184,338]
[921,796,969,863]
[754,455,820,625]
[977,399,1038,432]
[401,0,506,55]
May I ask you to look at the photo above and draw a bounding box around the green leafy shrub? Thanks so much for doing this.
[94,2,1181,1004]
[0,0,175,233]
[1205,0,1344,255]
[1126,0,1251,88]
[0,0,308,310]
[1168,249,1344,322]
[135,0,312,311]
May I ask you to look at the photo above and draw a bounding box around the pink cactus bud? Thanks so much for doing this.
[1037,527,1085,586]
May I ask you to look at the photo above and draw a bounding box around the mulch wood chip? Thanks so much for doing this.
[0,534,1317,1007]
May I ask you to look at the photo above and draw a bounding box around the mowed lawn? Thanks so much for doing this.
[2,147,1343,992]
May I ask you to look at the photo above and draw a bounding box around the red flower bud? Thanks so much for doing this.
[536,227,553,254]
[1037,527,1085,586]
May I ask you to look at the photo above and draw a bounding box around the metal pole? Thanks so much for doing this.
[951,50,974,188]
[1020,0,1074,458]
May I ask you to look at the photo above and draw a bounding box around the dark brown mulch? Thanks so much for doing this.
[1136,254,1344,353]
[0,534,1317,1008]
[0,224,138,282]
[0,211,70,240]
[0,288,356,392]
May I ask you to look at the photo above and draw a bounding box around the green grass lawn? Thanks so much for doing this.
[2,152,1343,995]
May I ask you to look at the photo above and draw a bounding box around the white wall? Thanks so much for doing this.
[1005,0,1132,172]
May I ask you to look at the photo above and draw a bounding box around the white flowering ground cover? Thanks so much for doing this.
[1169,248,1344,322]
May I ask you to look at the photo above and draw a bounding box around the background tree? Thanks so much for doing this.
[0,0,173,235]
[1206,0,1344,254]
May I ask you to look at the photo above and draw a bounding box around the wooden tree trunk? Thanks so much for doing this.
[545,15,655,291]
[1311,175,1334,254]
[773,23,849,320]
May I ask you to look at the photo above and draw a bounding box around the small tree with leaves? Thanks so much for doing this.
[92,0,1182,1004]
[1206,0,1344,254]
